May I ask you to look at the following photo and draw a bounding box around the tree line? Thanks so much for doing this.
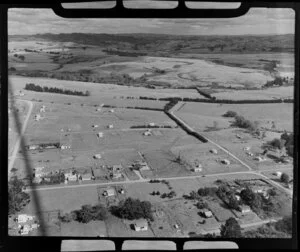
[24,83,90,96]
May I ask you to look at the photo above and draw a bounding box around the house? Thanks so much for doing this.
[210,149,218,154]
[238,205,251,214]
[221,159,230,165]
[134,219,148,231]
[80,173,92,181]
[17,214,34,224]
[149,122,156,127]
[34,167,47,178]
[193,164,202,172]
[143,130,151,136]
[60,144,70,150]
[246,151,254,156]
[139,162,150,171]
[32,177,42,184]
[200,209,213,218]
[43,177,51,182]
[274,171,282,178]
[28,145,39,150]
[97,132,103,138]
[235,195,241,201]
[40,106,46,113]
[68,174,78,181]
[34,114,41,121]
[94,154,102,159]
[92,124,99,128]
[20,224,31,235]
[109,109,115,113]
[103,188,115,197]
[112,164,123,173]
[96,108,101,112]
[107,124,114,129]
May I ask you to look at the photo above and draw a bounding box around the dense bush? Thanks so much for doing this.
[8,176,30,215]
[280,173,290,184]
[110,197,153,221]
[281,132,294,157]
[220,217,242,238]
[232,115,257,131]
[24,83,90,96]
[268,138,286,150]
[223,110,238,118]
[62,204,108,223]
[198,187,217,197]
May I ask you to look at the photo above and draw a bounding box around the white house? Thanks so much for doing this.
[235,195,241,201]
[143,130,151,136]
[28,145,39,150]
[109,109,115,113]
[80,173,92,181]
[221,159,230,165]
[97,132,104,138]
[92,124,99,128]
[94,154,102,159]
[149,122,156,127]
[200,209,213,218]
[60,144,70,150]
[107,124,114,129]
[34,114,41,121]
[238,205,251,214]
[134,219,148,231]
[193,164,202,172]
[274,171,282,178]
[103,188,115,197]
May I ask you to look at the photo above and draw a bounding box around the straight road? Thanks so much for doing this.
[24,168,292,193]
[8,100,34,177]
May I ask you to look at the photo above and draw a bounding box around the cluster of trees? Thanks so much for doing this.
[130,125,172,129]
[266,132,293,157]
[263,76,288,88]
[184,187,217,200]
[244,215,292,238]
[280,173,290,184]
[39,173,65,185]
[8,176,30,215]
[24,83,90,97]
[161,191,176,199]
[230,113,258,132]
[110,197,154,221]
[220,217,242,238]
[13,54,25,61]
[163,98,181,112]
[223,110,238,118]
[103,49,147,57]
[60,204,108,223]
[216,184,240,210]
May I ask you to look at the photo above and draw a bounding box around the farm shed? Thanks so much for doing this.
[103,188,115,197]
[238,205,251,214]
[210,149,218,154]
[93,154,102,159]
[200,209,213,218]
[221,159,230,165]
[134,219,148,231]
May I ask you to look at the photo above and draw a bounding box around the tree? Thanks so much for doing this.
[71,204,108,223]
[223,110,237,118]
[269,138,286,150]
[220,217,242,238]
[8,176,30,215]
[228,195,239,210]
[274,216,292,235]
[280,173,290,184]
[110,197,153,221]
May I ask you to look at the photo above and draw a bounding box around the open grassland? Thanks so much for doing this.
[211,86,293,100]
[176,102,293,132]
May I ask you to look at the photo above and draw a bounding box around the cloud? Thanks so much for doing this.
[8,7,295,36]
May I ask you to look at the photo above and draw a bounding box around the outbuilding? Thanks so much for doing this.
[238,205,251,214]
[134,219,148,231]
[193,164,202,172]
[200,209,213,218]
[221,159,230,165]
[94,154,102,159]
[210,149,218,154]
[97,132,104,138]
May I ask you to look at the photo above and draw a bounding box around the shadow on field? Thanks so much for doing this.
[9,81,47,236]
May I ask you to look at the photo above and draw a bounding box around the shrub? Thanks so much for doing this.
[223,110,238,117]
[280,173,290,184]
[70,204,108,223]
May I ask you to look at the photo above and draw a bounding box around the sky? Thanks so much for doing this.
[8,3,295,36]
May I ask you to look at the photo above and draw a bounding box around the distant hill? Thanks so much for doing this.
[9,33,294,54]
